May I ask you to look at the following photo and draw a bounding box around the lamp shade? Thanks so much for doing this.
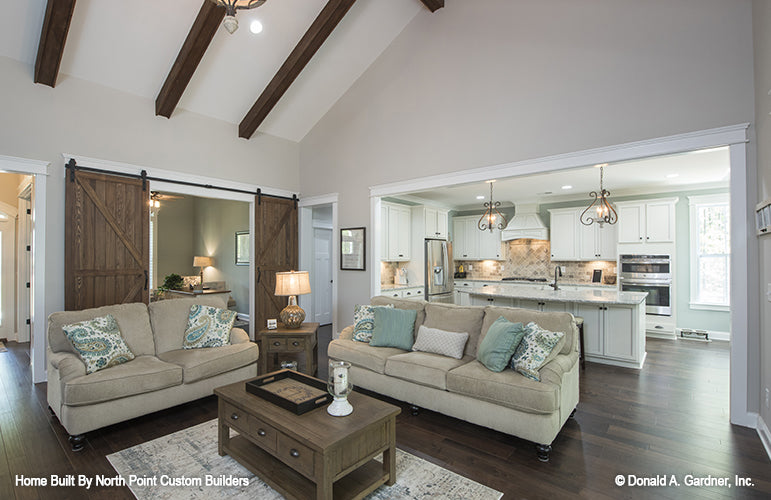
[275,271,311,296]
[193,256,214,268]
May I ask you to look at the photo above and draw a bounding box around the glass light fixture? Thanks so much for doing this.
[580,164,617,226]
[274,270,311,328]
[209,0,268,34]
[478,180,507,232]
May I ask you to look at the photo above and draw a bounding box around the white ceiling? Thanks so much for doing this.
[0,0,423,142]
[403,147,731,210]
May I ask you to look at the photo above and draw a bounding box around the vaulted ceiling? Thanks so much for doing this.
[1,0,444,142]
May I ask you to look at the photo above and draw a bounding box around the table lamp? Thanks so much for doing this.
[193,256,214,290]
[274,271,311,328]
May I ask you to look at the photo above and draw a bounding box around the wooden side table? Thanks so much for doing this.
[257,322,319,377]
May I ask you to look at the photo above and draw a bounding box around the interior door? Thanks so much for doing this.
[313,227,332,325]
[254,196,298,330]
[0,211,15,340]
[65,170,149,310]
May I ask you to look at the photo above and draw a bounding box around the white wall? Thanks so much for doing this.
[299,0,755,329]
[0,55,299,321]
[753,0,771,433]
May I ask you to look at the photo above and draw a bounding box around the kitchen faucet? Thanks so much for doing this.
[551,266,562,290]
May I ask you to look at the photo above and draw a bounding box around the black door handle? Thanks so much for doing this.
[144,270,148,291]
[257,266,261,284]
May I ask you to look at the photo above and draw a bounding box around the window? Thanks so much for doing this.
[689,194,730,310]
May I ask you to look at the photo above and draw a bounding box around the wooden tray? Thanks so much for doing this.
[246,369,332,415]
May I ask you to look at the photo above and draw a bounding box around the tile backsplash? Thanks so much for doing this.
[456,239,617,284]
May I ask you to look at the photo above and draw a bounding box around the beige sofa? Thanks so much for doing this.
[328,296,579,461]
[47,297,258,451]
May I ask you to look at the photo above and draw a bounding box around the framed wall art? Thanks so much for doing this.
[340,227,366,271]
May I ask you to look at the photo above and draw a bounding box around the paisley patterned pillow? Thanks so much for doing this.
[352,304,393,342]
[183,305,237,349]
[510,322,565,381]
[63,315,135,374]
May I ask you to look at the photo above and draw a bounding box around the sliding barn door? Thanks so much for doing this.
[65,170,149,310]
[254,196,298,330]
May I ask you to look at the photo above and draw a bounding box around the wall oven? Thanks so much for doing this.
[619,254,672,316]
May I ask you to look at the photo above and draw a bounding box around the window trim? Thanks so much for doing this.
[688,193,730,311]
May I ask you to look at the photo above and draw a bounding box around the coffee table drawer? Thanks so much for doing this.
[277,433,315,477]
[285,337,305,352]
[266,338,286,352]
[222,402,249,434]
[249,416,277,453]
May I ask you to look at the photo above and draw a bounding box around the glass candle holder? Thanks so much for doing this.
[327,360,353,416]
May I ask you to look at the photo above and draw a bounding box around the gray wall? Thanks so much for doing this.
[298,0,755,332]
[156,197,195,283]
[753,0,771,431]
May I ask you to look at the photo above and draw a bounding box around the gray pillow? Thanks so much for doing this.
[476,316,526,372]
[412,325,469,360]
[370,308,417,351]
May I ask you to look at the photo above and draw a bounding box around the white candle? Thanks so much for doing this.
[333,366,347,395]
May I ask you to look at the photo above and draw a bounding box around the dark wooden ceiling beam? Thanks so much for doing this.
[419,0,444,12]
[239,0,358,139]
[34,0,77,87]
[155,0,225,118]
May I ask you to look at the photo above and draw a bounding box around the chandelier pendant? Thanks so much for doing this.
[210,0,268,34]
[478,180,508,232]
[580,165,617,226]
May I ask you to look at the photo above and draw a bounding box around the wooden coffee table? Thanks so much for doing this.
[214,378,401,500]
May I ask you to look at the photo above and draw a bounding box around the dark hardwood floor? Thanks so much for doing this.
[1,334,769,499]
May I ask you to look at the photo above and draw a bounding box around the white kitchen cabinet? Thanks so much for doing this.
[574,303,640,362]
[453,216,503,260]
[579,220,618,260]
[382,202,411,261]
[549,209,579,260]
[422,207,449,239]
[516,299,571,313]
[616,198,677,244]
[473,295,513,307]
[550,208,617,261]
[402,287,423,300]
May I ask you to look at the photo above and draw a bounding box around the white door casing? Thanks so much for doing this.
[313,227,333,324]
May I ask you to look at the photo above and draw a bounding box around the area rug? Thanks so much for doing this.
[107,419,502,500]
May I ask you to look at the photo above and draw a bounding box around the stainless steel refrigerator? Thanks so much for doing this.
[424,238,454,303]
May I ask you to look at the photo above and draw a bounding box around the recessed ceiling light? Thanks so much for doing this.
[666,173,679,178]
[561,185,573,190]
[476,195,485,200]
[250,20,263,34]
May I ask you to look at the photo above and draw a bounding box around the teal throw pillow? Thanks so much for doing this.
[183,305,237,349]
[369,307,417,351]
[62,315,135,374]
[510,322,566,381]
[476,316,526,372]
[353,304,394,342]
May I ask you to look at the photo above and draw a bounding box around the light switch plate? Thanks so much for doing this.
[768,283,771,302]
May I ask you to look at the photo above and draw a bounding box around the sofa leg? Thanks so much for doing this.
[570,407,577,419]
[68,434,86,452]
[536,444,551,462]
[48,405,56,417]
[410,405,421,416]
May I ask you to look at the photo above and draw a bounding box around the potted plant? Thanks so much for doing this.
[156,273,185,299]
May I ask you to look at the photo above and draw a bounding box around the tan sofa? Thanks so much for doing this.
[328,296,579,461]
[47,297,258,451]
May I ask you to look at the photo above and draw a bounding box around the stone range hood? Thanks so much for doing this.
[501,203,549,241]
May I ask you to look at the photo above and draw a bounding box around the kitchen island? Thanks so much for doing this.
[459,285,648,369]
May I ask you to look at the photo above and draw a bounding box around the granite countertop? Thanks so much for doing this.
[380,283,423,291]
[453,278,618,289]
[459,284,647,305]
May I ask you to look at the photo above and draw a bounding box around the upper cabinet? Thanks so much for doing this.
[548,207,618,261]
[420,207,449,239]
[453,215,503,260]
[382,202,411,261]
[616,198,677,244]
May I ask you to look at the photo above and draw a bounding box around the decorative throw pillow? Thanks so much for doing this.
[412,325,469,360]
[476,316,526,372]
[62,315,135,374]
[369,307,418,351]
[183,305,237,349]
[510,322,565,381]
[353,304,394,342]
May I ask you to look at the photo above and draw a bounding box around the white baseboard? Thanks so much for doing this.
[758,415,771,462]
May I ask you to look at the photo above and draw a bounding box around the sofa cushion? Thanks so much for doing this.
[48,303,156,357]
[481,306,575,356]
[385,352,472,390]
[327,339,406,374]
[370,308,417,350]
[511,322,566,381]
[476,317,526,372]
[370,296,426,337]
[62,355,182,406]
[446,360,560,414]
[158,343,258,383]
[412,325,468,360]
[62,315,136,374]
[148,296,229,354]
[353,304,393,342]
[183,305,237,349]
[422,303,485,357]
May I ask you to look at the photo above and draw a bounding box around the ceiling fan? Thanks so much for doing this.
[150,191,183,212]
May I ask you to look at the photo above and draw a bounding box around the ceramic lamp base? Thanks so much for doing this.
[327,396,353,417]
[279,298,305,329]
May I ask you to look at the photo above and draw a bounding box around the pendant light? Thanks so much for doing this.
[478,180,507,232]
[580,164,617,226]
[209,0,267,34]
